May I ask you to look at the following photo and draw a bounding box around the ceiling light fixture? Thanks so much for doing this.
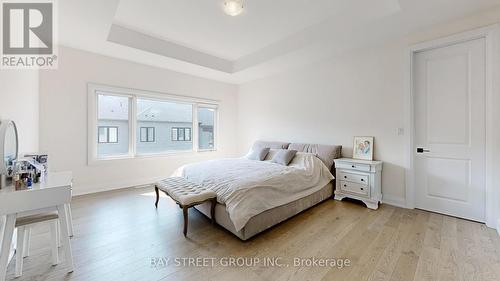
[223,0,243,16]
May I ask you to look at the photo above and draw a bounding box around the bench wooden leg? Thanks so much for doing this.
[182,206,188,237]
[210,198,216,224]
[154,185,159,208]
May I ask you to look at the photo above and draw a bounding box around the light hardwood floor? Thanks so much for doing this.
[5,186,500,281]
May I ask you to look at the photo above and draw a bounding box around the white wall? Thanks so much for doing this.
[238,44,407,205]
[0,69,39,263]
[0,70,39,153]
[237,8,500,208]
[39,47,238,195]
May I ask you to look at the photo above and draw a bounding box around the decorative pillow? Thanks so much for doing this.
[271,149,298,166]
[246,147,271,161]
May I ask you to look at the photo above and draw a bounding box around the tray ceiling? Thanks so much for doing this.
[58,0,500,83]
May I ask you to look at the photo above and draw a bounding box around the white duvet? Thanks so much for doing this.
[173,152,334,231]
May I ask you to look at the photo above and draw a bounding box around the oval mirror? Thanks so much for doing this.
[0,120,19,176]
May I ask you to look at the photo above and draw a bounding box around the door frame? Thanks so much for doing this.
[404,24,500,229]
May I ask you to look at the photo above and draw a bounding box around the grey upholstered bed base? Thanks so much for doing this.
[194,182,333,240]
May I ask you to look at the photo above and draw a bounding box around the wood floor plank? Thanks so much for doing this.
[389,211,429,281]
[344,221,398,281]
[436,216,461,281]
[456,219,482,280]
[487,227,500,260]
[367,209,417,281]
[4,187,499,281]
[473,223,500,280]
[318,206,398,281]
[412,246,439,281]
[423,213,443,249]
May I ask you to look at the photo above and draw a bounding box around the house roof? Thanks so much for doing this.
[137,99,192,123]
[98,93,214,124]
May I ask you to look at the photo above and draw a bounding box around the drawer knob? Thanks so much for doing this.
[344,185,347,187]
[344,176,347,179]
[361,179,364,182]
[352,165,355,168]
[360,188,364,190]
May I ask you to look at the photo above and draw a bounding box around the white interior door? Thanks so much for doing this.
[414,38,486,222]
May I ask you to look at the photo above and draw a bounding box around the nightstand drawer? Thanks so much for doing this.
[338,172,369,186]
[339,180,369,197]
[336,162,371,172]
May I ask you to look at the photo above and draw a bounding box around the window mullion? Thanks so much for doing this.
[130,95,137,157]
[193,103,199,152]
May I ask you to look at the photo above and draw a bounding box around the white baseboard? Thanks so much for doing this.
[75,179,413,211]
[72,176,165,197]
[381,194,407,208]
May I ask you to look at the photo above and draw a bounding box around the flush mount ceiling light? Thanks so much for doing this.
[223,0,244,16]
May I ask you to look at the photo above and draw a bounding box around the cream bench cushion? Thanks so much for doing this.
[156,177,216,206]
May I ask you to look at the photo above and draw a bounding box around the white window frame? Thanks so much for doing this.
[88,83,219,164]
[197,103,218,152]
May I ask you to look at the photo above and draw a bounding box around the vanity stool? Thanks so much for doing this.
[0,172,74,281]
[15,212,60,277]
[155,177,217,237]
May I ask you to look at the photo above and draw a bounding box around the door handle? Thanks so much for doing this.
[416,147,430,153]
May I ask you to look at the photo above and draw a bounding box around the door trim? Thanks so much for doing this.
[404,24,500,229]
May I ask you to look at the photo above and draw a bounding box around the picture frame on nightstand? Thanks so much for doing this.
[353,136,374,160]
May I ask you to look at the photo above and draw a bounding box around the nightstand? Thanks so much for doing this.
[334,158,383,210]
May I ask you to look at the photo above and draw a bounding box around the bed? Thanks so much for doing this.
[174,141,342,240]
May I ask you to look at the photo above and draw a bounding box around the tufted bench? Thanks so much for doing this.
[154,177,217,236]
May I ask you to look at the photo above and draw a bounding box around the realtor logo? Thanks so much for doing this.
[1,0,57,69]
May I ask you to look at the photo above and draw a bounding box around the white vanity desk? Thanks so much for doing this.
[0,171,74,281]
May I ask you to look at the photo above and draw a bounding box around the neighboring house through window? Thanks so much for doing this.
[89,84,217,162]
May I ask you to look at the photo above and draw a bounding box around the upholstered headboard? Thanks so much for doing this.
[288,143,342,171]
[251,140,290,150]
[251,140,342,171]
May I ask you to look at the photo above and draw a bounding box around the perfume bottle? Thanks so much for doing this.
[14,174,21,190]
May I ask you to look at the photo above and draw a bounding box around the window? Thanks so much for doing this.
[136,98,193,154]
[89,85,217,161]
[98,126,119,143]
[198,106,216,150]
[140,127,155,142]
[96,94,130,158]
[171,127,192,141]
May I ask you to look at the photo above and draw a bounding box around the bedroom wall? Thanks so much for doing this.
[0,70,39,154]
[237,7,500,208]
[0,69,39,262]
[39,46,238,195]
